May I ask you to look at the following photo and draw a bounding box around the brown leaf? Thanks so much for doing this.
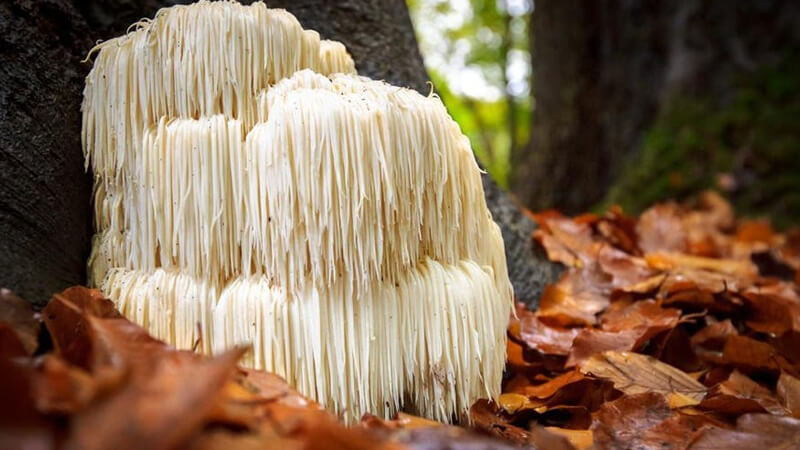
[534,217,597,268]
[742,290,800,335]
[597,245,656,289]
[537,426,592,450]
[594,207,639,252]
[691,319,738,350]
[699,370,786,415]
[519,314,580,356]
[646,252,758,279]
[0,288,40,356]
[690,414,800,449]
[580,351,707,405]
[637,203,688,254]
[395,426,519,450]
[537,269,610,326]
[529,426,579,450]
[0,323,28,359]
[591,392,704,450]
[64,347,245,450]
[42,287,121,370]
[469,399,529,445]
[32,355,106,414]
[601,300,680,332]
[517,370,586,399]
[566,329,640,368]
[721,335,793,374]
[778,372,800,418]
[0,358,56,449]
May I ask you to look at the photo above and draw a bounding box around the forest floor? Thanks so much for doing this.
[2,190,799,449]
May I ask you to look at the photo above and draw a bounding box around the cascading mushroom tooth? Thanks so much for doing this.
[83,0,512,424]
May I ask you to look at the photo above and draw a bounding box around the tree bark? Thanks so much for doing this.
[0,0,559,308]
[513,0,800,215]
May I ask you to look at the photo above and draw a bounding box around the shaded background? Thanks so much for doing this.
[408,0,800,228]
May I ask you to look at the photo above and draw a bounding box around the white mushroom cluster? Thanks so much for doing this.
[83,0,512,423]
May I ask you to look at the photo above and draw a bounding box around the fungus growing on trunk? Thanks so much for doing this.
[83,1,512,423]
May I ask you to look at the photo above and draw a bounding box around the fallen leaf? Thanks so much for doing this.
[0,289,40,356]
[691,319,738,350]
[42,287,122,370]
[469,399,529,445]
[742,290,800,335]
[497,393,530,414]
[537,269,610,326]
[591,392,700,449]
[645,252,758,279]
[529,426,578,450]
[690,414,800,449]
[32,355,103,414]
[0,358,55,450]
[597,245,656,288]
[596,207,640,255]
[519,315,580,356]
[721,335,793,374]
[699,370,786,415]
[580,351,707,405]
[777,372,800,418]
[396,426,519,450]
[534,217,597,268]
[541,427,592,450]
[64,347,245,450]
[566,329,640,368]
[637,203,688,254]
[519,370,586,399]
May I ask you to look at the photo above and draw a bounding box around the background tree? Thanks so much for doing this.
[410,0,800,225]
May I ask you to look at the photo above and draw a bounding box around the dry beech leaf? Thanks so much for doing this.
[537,269,610,326]
[580,351,707,405]
[42,287,122,370]
[596,245,655,288]
[0,289,40,356]
[591,392,714,449]
[691,319,738,350]
[742,290,800,335]
[519,370,585,399]
[690,414,800,450]
[699,370,786,416]
[469,399,529,445]
[600,299,681,333]
[529,426,578,450]
[778,372,800,418]
[637,203,688,254]
[64,348,246,450]
[721,335,793,374]
[645,252,758,279]
[566,329,640,368]
[519,314,580,356]
[534,217,597,268]
[541,427,592,450]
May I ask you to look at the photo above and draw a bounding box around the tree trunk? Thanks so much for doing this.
[513,0,800,215]
[0,0,559,308]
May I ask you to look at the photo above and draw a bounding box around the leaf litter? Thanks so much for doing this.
[3,190,800,449]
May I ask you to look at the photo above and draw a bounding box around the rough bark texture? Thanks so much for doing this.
[0,0,94,309]
[512,0,800,215]
[1,0,558,308]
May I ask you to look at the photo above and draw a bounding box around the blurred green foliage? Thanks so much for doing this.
[603,59,800,228]
[407,0,531,188]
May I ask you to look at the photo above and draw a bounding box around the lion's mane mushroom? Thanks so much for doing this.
[83,1,512,423]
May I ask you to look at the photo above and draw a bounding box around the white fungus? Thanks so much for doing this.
[83,0,512,423]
